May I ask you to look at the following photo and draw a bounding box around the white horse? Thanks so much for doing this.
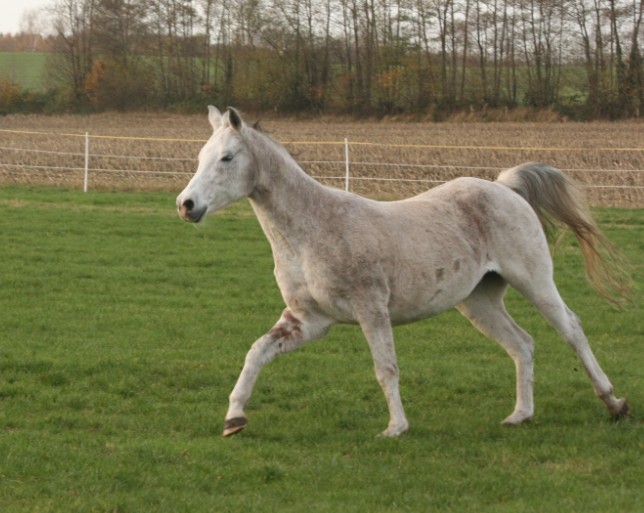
[177,106,629,437]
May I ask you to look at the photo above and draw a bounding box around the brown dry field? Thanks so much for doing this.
[1,112,643,207]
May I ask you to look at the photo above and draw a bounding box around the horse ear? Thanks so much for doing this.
[226,107,243,131]
[208,105,222,131]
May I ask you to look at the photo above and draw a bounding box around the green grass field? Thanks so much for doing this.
[0,53,47,90]
[0,186,642,512]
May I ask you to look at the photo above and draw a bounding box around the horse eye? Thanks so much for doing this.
[221,153,234,162]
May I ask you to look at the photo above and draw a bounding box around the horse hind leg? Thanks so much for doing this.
[523,283,628,419]
[456,273,535,425]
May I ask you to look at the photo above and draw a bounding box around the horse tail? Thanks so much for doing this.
[496,162,632,305]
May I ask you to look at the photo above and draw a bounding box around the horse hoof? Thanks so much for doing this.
[611,398,629,420]
[501,411,533,426]
[377,424,409,438]
[223,416,248,437]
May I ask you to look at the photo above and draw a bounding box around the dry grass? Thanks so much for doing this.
[0,112,642,207]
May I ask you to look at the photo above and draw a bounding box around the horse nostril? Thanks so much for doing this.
[183,199,194,211]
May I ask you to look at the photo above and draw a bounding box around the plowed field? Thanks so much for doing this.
[1,113,642,206]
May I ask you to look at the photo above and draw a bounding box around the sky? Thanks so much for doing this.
[0,0,50,35]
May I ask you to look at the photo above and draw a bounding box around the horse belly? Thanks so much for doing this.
[386,258,484,324]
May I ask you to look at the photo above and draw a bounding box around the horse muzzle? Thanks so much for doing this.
[177,197,207,223]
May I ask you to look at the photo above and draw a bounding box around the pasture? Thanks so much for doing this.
[0,186,642,512]
[0,53,47,91]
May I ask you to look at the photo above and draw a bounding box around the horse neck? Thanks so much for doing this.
[247,132,333,241]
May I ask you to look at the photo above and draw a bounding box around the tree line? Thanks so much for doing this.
[3,0,643,118]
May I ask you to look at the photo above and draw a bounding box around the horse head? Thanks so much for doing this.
[177,106,258,222]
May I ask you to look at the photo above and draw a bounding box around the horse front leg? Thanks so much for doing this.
[358,309,409,438]
[223,309,331,436]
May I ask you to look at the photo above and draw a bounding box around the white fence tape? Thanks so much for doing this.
[1,131,643,193]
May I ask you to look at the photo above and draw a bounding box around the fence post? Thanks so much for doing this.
[344,137,350,192]
[83,132,89,192]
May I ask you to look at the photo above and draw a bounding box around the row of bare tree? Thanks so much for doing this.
[21,0,644,116]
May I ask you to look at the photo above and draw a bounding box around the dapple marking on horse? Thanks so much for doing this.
[176,106,629,437]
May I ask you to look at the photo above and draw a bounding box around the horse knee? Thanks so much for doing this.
[374,362,399,385]
[515,334,534,361]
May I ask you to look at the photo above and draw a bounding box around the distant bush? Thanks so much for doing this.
[0,77,23,113]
